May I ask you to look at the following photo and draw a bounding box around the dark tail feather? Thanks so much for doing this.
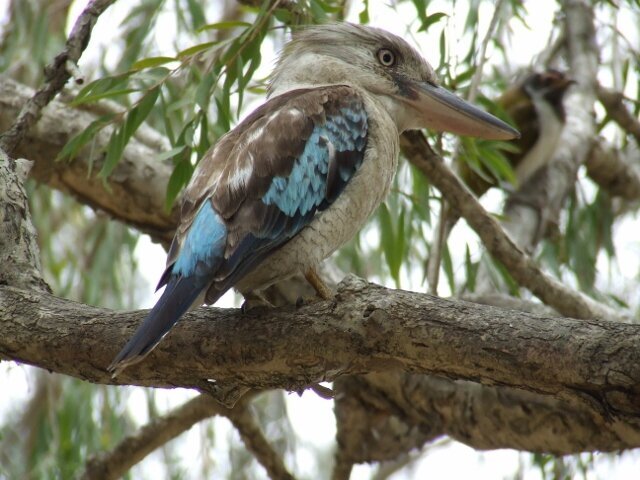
[108,275,206,375]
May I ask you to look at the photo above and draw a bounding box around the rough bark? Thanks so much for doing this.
[335,372,637,459]
[0,78,177,246]
[1,278,640,454]
[0,0,117,154]
[0,152,48,292]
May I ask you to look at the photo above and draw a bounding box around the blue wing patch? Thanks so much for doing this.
[262,106,367,218]
[173,201,227,278]
[206,99,368,299]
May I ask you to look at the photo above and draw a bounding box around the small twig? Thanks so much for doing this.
[400,131,628,322]
[225,401,296,480]
[426,0,506,294]
[0,0,116,154]
[425,203,447,295]
[466,0,506,103]
[65,59,86,85]
[79,394,227,480]
[597,84,640,145]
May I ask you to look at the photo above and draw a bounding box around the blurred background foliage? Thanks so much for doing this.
[0,0,639,478]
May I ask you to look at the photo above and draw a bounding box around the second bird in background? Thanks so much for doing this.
[460,70,575,197]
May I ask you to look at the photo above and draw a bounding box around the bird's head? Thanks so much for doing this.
[269,23,519,140]
[523,70,575,118]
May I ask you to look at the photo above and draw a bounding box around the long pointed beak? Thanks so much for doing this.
[407,82,520,140]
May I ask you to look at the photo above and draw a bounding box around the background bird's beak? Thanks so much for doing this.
[408,82,520,140]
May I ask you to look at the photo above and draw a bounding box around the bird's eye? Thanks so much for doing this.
[377,48,396,67]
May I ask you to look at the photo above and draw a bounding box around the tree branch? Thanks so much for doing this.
[224,400,296,480]
[0,151,48,291]
[1,278,640,453]
[80,394,226,480]
[400,131,627,322]
[0,0,117,154]
[586,139,640,201]
[335,372,639,460]
[597,84,640,145]
[0,78,177,246]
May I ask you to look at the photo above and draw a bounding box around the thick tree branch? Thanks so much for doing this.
[1,278,640,453]
[0,0,117,154]
[335,372,638,459]
[80,394,227,480]
[0,152,48,291]
[0,79,177,246]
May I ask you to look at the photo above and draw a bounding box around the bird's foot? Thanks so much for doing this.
[241,292,274,314]
[304,268,334,300]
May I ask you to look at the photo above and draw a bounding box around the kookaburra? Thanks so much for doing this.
[109,23,518,373]
[460,69,574,196]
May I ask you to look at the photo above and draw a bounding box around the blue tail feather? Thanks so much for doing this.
[108,274,207,373]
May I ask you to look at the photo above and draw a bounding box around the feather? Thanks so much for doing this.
[108,201,226,372]
[110,86,368,372]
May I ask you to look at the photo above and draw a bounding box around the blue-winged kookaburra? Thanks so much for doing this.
[109,23,519,373]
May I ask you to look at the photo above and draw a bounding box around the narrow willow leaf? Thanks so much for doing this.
[359,0,370,23]
[101,127,125,181]
[177,41,221,59]
[186,0,206,29]
[442,243,455,294]
[131,56,177,70]
[55,114,115,162]
[195,71,216,111]
[464,244,478,292]
[99,87,160,178]
[379,203,401,286]
[72,73,134,106]
[155,145,187,162]
[418,12,447,32]
[165,153,194,211]
[197,21,251,32]
[197,114,211,158]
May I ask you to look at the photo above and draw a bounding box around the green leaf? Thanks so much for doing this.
[177,41,223,59]
[442,243,455,294]
[130,56,177,70]
[165,153,194,211]
[195,71,216,111]
[273,8,292,23]
[464,244,478,292]
[186,0,206,29]
[197,21,251,32]
[359,0,370,23]
[99,86,160,178]
[56,114,115,162]
[71,73,135,106]
[418,12,448,32]
[379,203,402,287]
[155,145,187,162]
[197,114,211,158]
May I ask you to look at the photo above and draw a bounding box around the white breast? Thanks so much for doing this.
[515,97,563,185]
[235,95,399,294]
